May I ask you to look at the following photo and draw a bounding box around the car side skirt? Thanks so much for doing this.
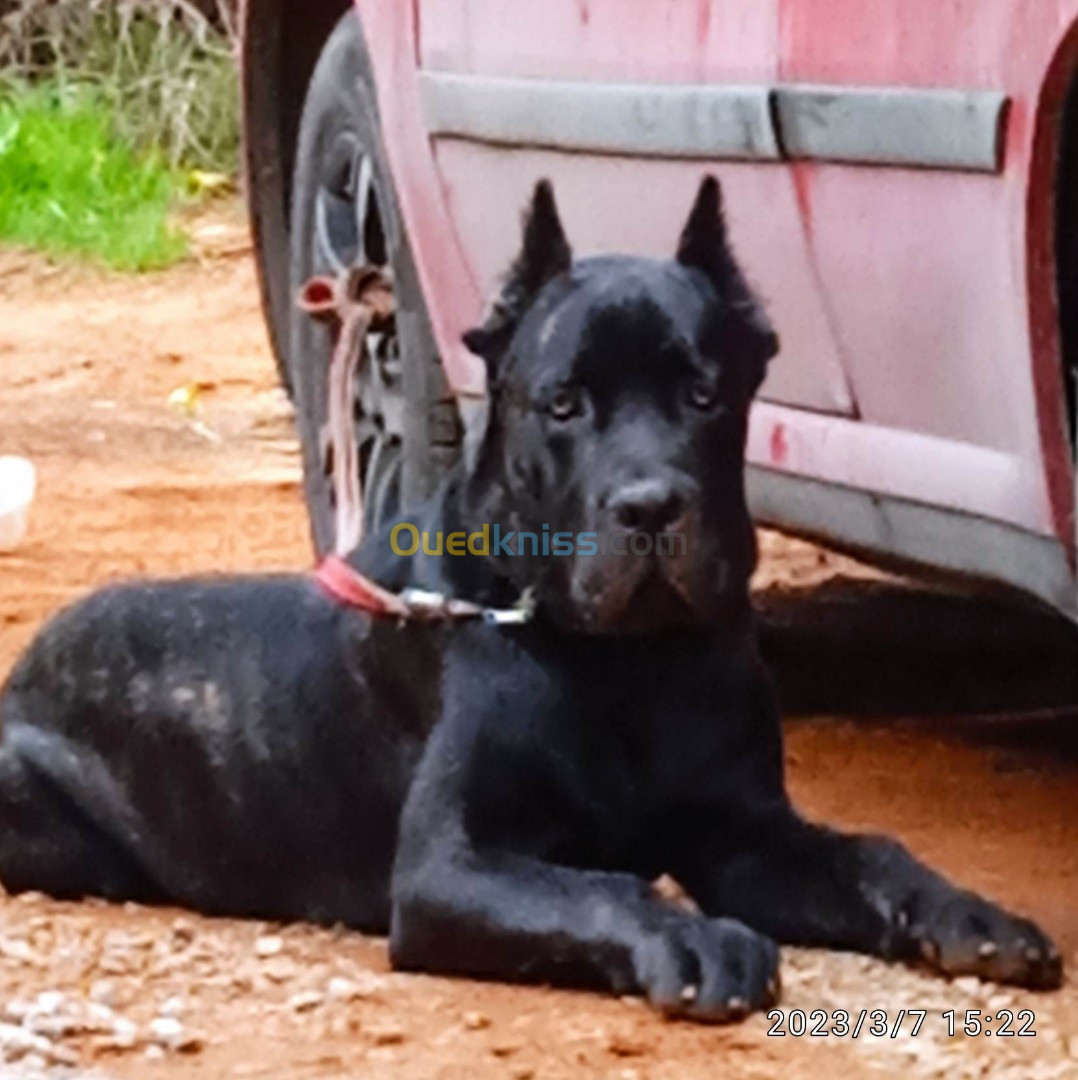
[748,466,1077,620]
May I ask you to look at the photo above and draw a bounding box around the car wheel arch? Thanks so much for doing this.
[242,0,353,380]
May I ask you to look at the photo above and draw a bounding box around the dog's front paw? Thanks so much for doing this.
[901,891,1061,990]
[632,916,779,1023]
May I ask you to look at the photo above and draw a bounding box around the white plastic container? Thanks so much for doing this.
[0,456,37,553]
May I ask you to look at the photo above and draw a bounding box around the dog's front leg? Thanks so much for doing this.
[390,728,778,1021]
[678,804,1062,990]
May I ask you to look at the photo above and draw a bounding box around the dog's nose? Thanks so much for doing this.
[609,479,687,533]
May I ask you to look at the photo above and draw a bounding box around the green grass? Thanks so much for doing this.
[0,85,189,271]
[0,1,240,272]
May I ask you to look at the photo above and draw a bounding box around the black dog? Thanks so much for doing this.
[0,178,1060,1020]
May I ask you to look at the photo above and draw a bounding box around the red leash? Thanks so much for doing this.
[300,268,533,629]
[314,556,411,618]
[314,555,534,627]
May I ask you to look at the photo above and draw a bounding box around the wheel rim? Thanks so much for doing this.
[311,133,403,545]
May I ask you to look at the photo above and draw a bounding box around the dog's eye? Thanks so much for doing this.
[547,387,581,421]
[689,379,719,410]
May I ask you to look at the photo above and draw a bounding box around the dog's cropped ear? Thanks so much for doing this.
[676,175,733,287]
[463,180,572,366]
[678,175,780,383]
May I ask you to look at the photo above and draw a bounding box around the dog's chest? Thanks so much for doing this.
[566,707,682,872]
[452,624,761,875]
[504,671,720,873]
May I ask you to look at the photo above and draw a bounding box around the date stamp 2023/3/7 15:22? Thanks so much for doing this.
[766,1008,1037,1039]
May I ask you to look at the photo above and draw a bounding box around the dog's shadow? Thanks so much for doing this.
[756,572,1078,749]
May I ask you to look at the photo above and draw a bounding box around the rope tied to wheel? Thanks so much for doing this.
[297,266,534,627]
[298,264,394,558]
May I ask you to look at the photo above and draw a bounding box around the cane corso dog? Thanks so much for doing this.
[0,178,1061,1019]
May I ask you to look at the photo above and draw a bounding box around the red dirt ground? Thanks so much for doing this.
[1,215,1077,1078]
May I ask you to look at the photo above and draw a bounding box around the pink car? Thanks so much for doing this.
[242,0,1078,621]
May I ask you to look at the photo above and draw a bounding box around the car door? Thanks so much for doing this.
[774,0,1072,540]
[413,0,855,416]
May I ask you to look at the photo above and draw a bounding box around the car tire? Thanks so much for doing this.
[288,10,460,556]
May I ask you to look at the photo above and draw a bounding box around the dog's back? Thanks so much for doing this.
[0,573,437,927]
